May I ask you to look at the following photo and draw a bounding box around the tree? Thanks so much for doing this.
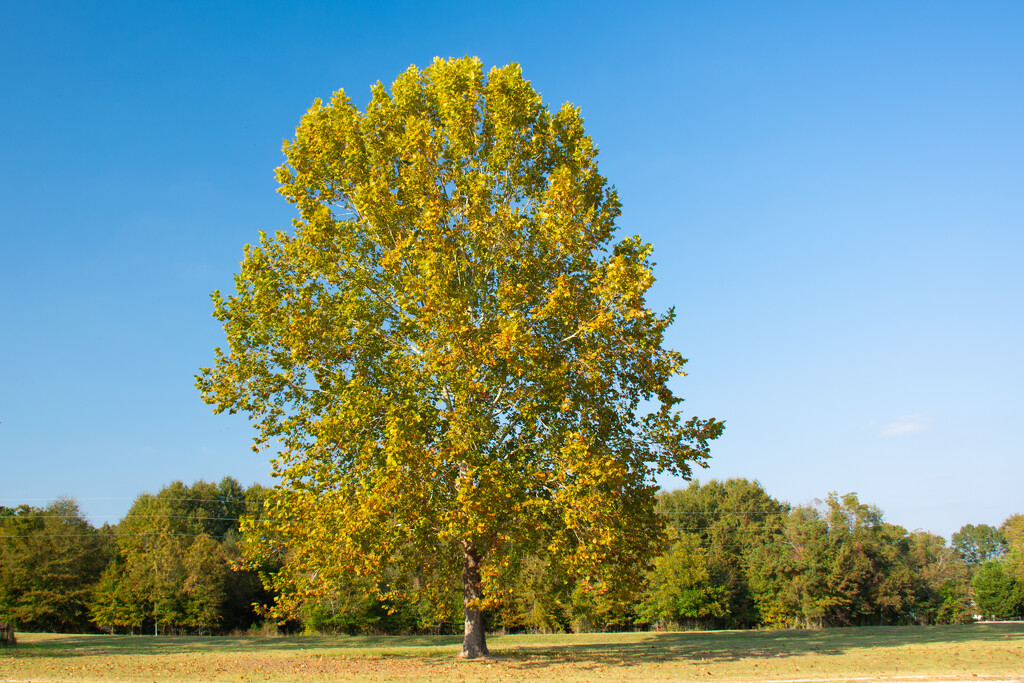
[818,493,917,626]
[1001,514,1024,553]
[198,56,722,658]
[89,558,146,634]
[904,532,972,625]
[182,535,228,634]
[639,530,727,628]
[657,479,787,627]
[747,493,919,628]
[0,500,110,632]
[972,560,1023,620]
[747,504,831,628]
[951,524,1006,566]
[90,479,263,635]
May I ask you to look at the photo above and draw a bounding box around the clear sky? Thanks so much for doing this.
[1,1,1021,539]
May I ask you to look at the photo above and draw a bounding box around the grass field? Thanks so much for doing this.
[2,623,1022,682]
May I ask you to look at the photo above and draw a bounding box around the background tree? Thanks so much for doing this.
[199,56,722,658]
[89,556,146,634]
[904,531,972,625]
[638,530,727,628]
[747,493,919,628]
[0,500,110,632]
[219,482,276,633]
[951,524,1007,566]
[182,535,228,634]
[1000,515,1024,598]
[972,560,1023,620]
[1000,515,1024,553]
[747,504,831,628]
[494,553,573,633]
[822,493,918,626]
[656,479,786,627]
[89,479,265,635]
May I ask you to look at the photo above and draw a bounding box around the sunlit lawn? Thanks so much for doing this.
[2,623,1023,682]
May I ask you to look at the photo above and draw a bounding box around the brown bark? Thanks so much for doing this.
[459,543,489,659]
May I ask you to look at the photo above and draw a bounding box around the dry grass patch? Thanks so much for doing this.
[1,623,1022,682]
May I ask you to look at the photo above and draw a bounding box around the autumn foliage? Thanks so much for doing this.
[196,56,722,656]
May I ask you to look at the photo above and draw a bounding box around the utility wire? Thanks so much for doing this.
[0,495,262,504]
[8,514,252,521]
[0,531,236,539]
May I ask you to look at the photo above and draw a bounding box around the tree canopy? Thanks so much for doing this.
[88,478,268,636]
[0,499,109,632]
[951,523,1006,566]
[197,56,723,657]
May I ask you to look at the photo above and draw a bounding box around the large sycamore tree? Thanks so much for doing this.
[197,57,722,658]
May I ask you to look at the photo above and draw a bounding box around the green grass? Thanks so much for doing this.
[2,623,1023,682]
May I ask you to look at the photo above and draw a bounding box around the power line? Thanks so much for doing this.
[9,514,249,521]
[0,531,235,539]
[0,495,261,504]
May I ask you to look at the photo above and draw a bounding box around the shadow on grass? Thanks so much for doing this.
[8,633,463,657]
[488,623,1024,670]
[8,622,1023,669]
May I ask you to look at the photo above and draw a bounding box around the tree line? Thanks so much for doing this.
[1,477,1021,635]
[0,479,271,635]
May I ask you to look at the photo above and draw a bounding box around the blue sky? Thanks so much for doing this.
[1,1,1021,539]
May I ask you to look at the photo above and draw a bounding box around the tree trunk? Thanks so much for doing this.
[459,543,489,659]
